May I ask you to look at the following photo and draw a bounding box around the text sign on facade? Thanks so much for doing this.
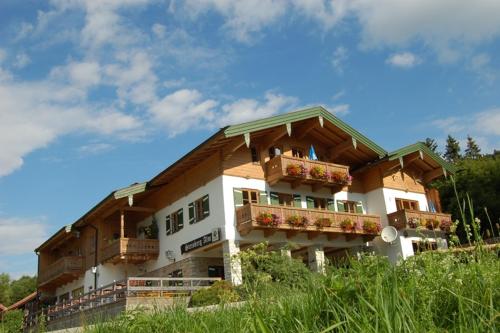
[180,228,221,254]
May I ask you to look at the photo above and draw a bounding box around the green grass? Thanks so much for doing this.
[87,248,499,333]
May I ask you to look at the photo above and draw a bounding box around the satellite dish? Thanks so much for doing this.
[381,226,398,244]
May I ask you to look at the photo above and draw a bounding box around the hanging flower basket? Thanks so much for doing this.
[286,215,309,228]
[362,220,381,234]
[256,212,282,226]
[286,163,307,177]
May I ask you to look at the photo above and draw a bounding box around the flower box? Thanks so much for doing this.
[340,218,355,232]
[314,217,332,228]
[286,163,307,177]
[256,212,282,226]
[286,215,309,228]
[309,166,328,180]
[362,220,381,234]
[425,218,440,230]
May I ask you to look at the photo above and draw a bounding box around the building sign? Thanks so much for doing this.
[180,228,221,254]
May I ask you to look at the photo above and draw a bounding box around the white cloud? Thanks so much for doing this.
[151,89,218,137]
[327,103,350,115]
[13,52,31,69]
[475,108,500,136]
[218,92,298,126]
[291,0,349,30]
[180,0,288,43]
[78,142,114,155]
[386,52,421,68]
[468,53,496,83]
[152,23,166,38]
[163,78,186,89]
[332,90,345,101]
[331,46,348,74]
[0,217,48,255]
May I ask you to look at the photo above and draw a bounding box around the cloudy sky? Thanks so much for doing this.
[0,0,499,277]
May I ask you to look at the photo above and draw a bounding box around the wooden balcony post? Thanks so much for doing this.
[120,210,125,239]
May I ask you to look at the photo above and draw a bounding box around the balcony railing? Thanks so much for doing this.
[38,256,84,287]
[387,209,452,233]
[266,155,350,192]
[236,203,381,240]
[101,238,159,264]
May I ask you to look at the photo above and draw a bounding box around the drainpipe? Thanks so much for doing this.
[87,224,99,290]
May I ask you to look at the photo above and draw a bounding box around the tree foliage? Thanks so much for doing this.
[424,137,438,153]
[0,274,36,307]
[464,135,481,159]
[433,154,500,241]
[443,135,461,162]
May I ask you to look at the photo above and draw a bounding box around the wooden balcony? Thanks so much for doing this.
[236,203,381,241]
[38,256,84,288]
[387,209,452,233]
[266,155,350,193]
[101,238,159,264]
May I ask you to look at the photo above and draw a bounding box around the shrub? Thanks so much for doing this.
[286,163,307,177]
[340,218,355,231]
[314,217,332,228]
[309,166,327,180]
[363,220,381,233]
[236,243,312,290]
[286,215,309,227]
[0,310,23,333]
[256,213,281,226]
[190,281,239,307]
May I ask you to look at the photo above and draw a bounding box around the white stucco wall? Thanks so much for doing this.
[382,188,429,214]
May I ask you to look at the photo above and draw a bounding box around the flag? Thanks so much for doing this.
[309,145,318,160]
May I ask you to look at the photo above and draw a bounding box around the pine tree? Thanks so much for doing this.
[443,135,461,162]
[424,138,438,153]
[464,135,481,159]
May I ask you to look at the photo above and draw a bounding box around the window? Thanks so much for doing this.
[189,195,209,224]
[250,146,259,163]
[270,192,300,207]
[306,196,335,211]
[292,147,304,158]
[58,292,70,303]
[268,146,282,159]
[208,266,225,279]
[337,200,363,213]
[234,188,267,207]
[166,208,184,235]
[169,269,183,278]
[412,240,437,253]
[396,198,420,211]
[71,287,84,299]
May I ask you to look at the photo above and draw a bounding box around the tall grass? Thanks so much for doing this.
[88,176,499,333]
[87,248,499,333]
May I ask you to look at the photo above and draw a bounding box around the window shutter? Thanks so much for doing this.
[233,188,243,207]
[327,198,335,211]
[355,202,364,214]
[188,202,195,224]
[306,196,315,209]
[337,201,346,212]
[259,191,268,205]
[270,192,279,205]
[177,209,184,229]
[202,195,210,218]
[165,215,171,235]
[293,194,302,208]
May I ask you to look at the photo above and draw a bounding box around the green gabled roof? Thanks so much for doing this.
[224,106,388,158]
[388,142,456,173]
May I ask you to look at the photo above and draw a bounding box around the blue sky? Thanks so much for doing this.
[0,0,499,278]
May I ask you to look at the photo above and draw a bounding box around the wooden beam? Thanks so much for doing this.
[295,119,318,140]
[120,210,125,239]
[222,137,246,161]
[286,230,300,239]
[345,234,357,242]
[307,231,321,240]
[311,183,323,192]
[263,229,276,237]
[329,138,355,160]
[327,233,339,241]
[423,167,444,183]
[122,206,155,213]
[262,127,289,151]
[291,179,302,189]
